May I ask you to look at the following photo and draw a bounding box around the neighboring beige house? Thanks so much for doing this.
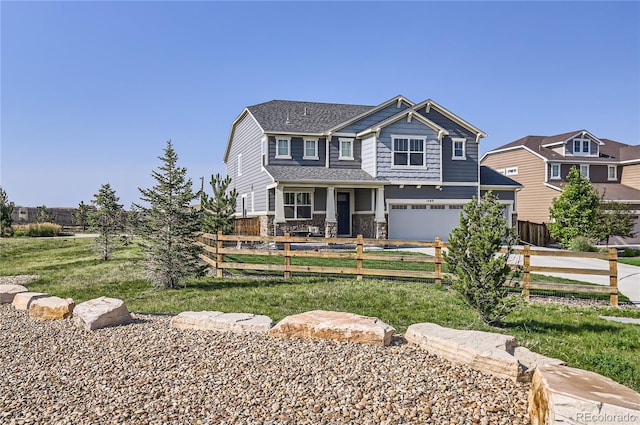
[481,130,640,244]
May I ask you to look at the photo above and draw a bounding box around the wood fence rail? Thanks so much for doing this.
[197,233,619,307]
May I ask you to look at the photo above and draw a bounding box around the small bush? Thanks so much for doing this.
[568,236,596,252]
[12,222,62,237]
[621,248,640,257]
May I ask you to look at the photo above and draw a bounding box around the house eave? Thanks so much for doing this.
[328,95,415,133]
[418,99,488,141]
[224,108,264,163]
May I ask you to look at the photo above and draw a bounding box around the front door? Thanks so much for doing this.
[337,192,351,235]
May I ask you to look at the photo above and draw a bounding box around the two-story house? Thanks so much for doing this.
[481,130,640,244]
[224,95,521,241]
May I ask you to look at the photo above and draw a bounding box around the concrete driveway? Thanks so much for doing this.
[398,246,640,305]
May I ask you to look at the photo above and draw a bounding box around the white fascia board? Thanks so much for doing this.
[544,182,562,191]
[619,159,640,165]
[262,168,276,184]
[276,181,385,188]
[560,130,605,146]
[480,185,523,190]
[541,141,565,148]
[224,109,265,163]
[481,145,548,162]
[327,95,415,133]
[265,131,324,137]
[418,99,488,141]
[356,109,448,139]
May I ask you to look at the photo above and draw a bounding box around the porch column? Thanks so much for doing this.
[325,186,337,238]
[274,186,286,224]
[374,186,387,239]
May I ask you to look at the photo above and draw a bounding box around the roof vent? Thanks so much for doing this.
[285,112,290,125]
[304,107,308,116]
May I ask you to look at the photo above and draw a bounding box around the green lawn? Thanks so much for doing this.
[2,237,640,392]
[619,257,640,267]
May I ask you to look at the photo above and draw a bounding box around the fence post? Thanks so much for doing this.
[434,237,442,285]
[216,231,224,278]
[284,233,291,279]
[522,245,530,300]
[609,248,618,307]
[356,234,364,281]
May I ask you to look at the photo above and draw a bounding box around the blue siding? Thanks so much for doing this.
[328,136,362,169]
[481,190,515,201]
[340,103,410,134]
[376,119,441,181]
[268,136,327,166]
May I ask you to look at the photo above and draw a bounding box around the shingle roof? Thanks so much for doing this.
[265,165,381,184]
[479,166,523,187]
[553,182,640,203]
[247,100,374,134]
[487,131,639,163]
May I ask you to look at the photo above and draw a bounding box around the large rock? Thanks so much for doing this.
[171,311,273,334]
[513,346,566,382]
[268,310,395,346]
[406,323,522,381]
[0,285,28,304]
[73,297,132,331]
[12,292,50,311]
[529,364,640,425]
[29,296,75,320]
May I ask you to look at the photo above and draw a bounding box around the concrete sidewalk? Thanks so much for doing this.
[397,246,640,305]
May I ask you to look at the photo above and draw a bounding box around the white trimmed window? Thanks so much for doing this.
[608,165,617,181]
[284,192,312,219]
[573,138,591,156]
[237,154,242,177]
[452,138,466,160]
[276,137,291,159]
[393,136,426,167]
[505,167,518,176]
[550,164,561,179]
[304,139,318,160]
[339,138,354,160]
[580,164,590,179]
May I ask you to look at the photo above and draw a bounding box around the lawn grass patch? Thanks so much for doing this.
[619,257,640,267]
[2,237,639,391]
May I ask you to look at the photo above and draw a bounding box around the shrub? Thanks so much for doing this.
[622,248,640,257]
[568,235,596,252]
[12,222,61,237]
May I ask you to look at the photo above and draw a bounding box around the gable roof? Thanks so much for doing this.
[356,108,449,139]
[483,130,639,163]
[479,166,523,188]
[247,100,374,134]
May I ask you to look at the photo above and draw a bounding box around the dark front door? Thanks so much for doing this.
[337,192,350,235]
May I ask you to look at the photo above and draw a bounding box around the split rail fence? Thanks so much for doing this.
[197,233,619,306]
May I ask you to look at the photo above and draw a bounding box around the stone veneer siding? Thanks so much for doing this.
[353,214,375,238]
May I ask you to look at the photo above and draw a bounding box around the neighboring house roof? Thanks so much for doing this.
[247,100,374,134]
[479,166,523,188]
[264,165,382,184]
[549,181,640,202]
[482,130,639,163]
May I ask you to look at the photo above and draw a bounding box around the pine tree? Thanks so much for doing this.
[134,140,204,289]
[89,184,124,260]
[443,192,522,326]
[73,200,92,231]
[0,186,14,236]
[591,200,636,246]
[201,173,238,235]
[548,167,600,248]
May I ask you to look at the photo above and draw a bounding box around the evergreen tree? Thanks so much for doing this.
[0,186,14,236]
[201,173,238,235]
[548,167,600,248]
[73,200,92,231]
[35,205,53,223]
[89,184,124,260]
[444,192,521,326]
[134,140,204,289]
[591,200,636,246]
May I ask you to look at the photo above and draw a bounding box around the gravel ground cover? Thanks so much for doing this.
[0,304,530,425]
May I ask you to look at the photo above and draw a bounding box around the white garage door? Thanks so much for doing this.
[388,204,463,242]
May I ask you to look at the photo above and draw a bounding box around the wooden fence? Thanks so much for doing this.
[232,217,260,236]
[517,220,552,247]
[197,233,619,306]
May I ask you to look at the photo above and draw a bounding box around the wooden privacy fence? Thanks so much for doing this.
[517,220,552,247]
[232,217,260,236]
[196,233,619,307]
[197,232,450,284]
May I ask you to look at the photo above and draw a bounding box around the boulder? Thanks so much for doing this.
[73,297,132,331]
[0,285,28,304]
[529,364,640,425]
[29,297,75,320]
[513,346,566,382]
[171,311,273,334]
[268,310,395,346]
[12,292,50,311]
[406,322,522,381]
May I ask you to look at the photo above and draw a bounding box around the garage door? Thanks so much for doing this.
[388,204,463,242]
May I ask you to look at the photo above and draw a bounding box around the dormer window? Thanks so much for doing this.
[572,137,592,156]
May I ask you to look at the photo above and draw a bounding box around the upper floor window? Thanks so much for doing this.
[304,139,318,160]
[284,192,312,219]
[580,164,590,179]
[452,138,466,160]
[608,165,617,181]
[276,137,291,159]
[505,167,518,176]
[339,138,354,160]
[572,138,591,156]
[550,163,561,179]
[393,136,425,167]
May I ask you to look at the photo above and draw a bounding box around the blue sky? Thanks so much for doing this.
[1,1,639,207]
